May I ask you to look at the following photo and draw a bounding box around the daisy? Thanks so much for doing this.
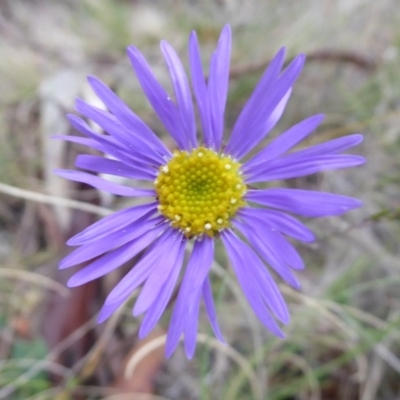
[55,25,365,358]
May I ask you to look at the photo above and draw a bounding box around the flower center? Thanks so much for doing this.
[154,147,247,238]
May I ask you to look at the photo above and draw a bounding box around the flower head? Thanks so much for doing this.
[56,25,365,358]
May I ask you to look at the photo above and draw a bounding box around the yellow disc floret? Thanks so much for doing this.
[155,147,247,238]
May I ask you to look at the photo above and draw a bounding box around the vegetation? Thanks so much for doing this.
[0,1,399,399]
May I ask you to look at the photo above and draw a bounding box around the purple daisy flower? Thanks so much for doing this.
[56,25,365,358]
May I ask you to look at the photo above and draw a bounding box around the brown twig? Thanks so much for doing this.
[230,49,377,79]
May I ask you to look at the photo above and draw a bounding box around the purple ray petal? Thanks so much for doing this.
[133,231,186,316]
[202,276,225,342]
[161,40,197,149]
[287,133,364,159]
[247,154,365,182]
[52,135,109,154]
[207,24,231,150]
[165,237,214,357]
[60,214,162,269]
[243,114,325,172]
[67,113,120,147]
[127,46,189,150]
[231,88,292,162]
[238,207,315,243]
[258,87,291,137]
[75,155,156,181]
[189,31,213,148]
[165,298,184,358]
[222,230,290,323]
[233,218,301,288]
[67,224,166,287]
[262,134,365,168]
[75,99,164,165]
[104,228,177,305]
[138,237,186,338]
[97,300,125,323]
[226,53,305,159]
[184,292,201,359]
[225,47,286,156]
[246,188,363,217]
[221,230,286,336]
[236,214,304,272]
[87,76,170,157]
[67,114,157,169]
[67,202,157,246]
[54,169,156,197]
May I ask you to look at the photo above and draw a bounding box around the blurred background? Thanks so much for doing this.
[0,0,399,399]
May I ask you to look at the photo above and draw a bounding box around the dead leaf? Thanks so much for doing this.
[113,327,166,395]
